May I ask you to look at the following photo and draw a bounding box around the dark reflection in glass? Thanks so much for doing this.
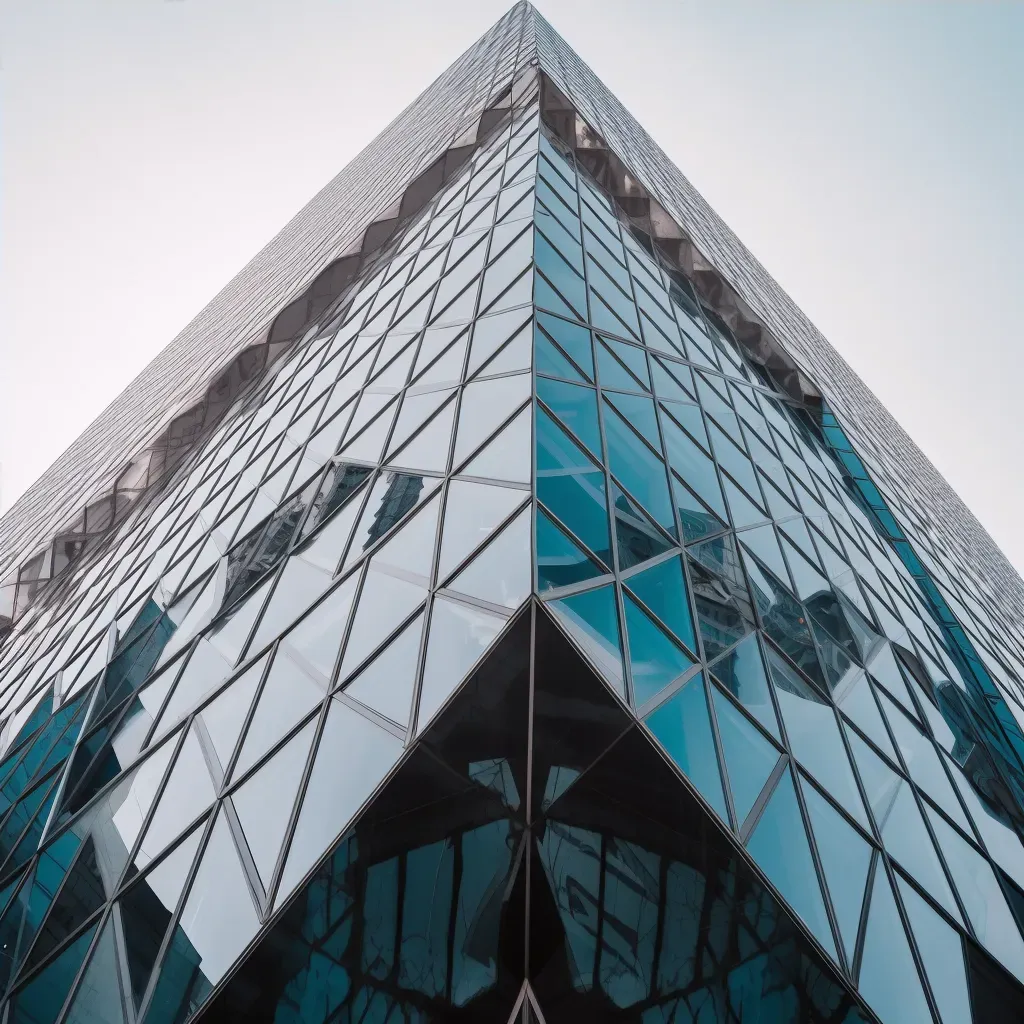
[201,603,872,1024]
[686,536,757,660]
[301,462,371,539]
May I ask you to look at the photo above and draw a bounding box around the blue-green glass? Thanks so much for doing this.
[651,360,695,403]
[710,633,779,739]
[660,417,728,520]
[63,917,125,1024]
[659,400,707,450]
[670,475,724,545]
[537,312,593,380]
[858,865,933,1024]
[602,405,674,535]
[898,876,971,1024]
[623,593,694,708]
[535,231,587,320]
[722,477,769,530]
[604,393,660,451]
[536,377,602,460]
[711,685,779,827]
[625,556,696,653]
[611,486,673,572]
[549,584,625,695]
[644,673,728,821]
[746,769,837,960]
[766,649,869,828]
[535,327,586,382]
[837,672,898,760]
[601,337,651,390]
[535,268,581,323]
[802,782,872,963]
[536,507,606,591]
[596,340,645,392]
[926,806,1024,981]
[535,403,596,474]
[538,470,611,567]
[739,526,791,594]
[9,921,97,1024]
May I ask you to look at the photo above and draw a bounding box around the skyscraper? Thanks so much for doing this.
[1,3,1023,1020]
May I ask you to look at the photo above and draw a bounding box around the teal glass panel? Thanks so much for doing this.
[603,405,674,535]
[858,865,933,1024]
[548,584,625,695]
[644,673,728,821]
[745,768,837,959]
[9,921,97,1024]
[604,393,660,451]
[536,507,606,591]
[651,360,695,402]
[661,417,728,520]
[722,477,769,529]
[926,806,1024,982]
[711,686,779,827]
[766,648,868,828]
[739,525,790,593]
[596,339,645,392]
[536,312,593,380]
[623,593,694,709]
[670,475,724,544]
[710,633,779,739]
[63,916,125,1024]
[837,672,897,760]
[535,231,587,319]
[802,782,872,963]
[898,877,971,1024]
[538,471,611,568]
[536,377,602,459]
[535,403,597,474]
[535,269,581,323]
[624,556,696,653]
[659,399,707,450]
[611,485,672,572]
[597,337,650,392]
[535,327,586,382]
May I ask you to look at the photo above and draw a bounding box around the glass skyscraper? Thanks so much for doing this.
[2,4,1024,1021]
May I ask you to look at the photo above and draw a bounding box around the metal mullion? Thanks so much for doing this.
[736,750,789,845]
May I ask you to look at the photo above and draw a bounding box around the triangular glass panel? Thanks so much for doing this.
[276,701,402,906]
[837,671,897,760]
[438,480,527,583]
[277,573,358,682]
[611,484,673,572]
[605,393,662,455]
[149,810,261,1018]
[387,397,456,473]
[342,611,423,728]
[232,718,316,890]
[722,476,769,529]
[62,914,125,1024]
[710,633,779,739]
[460,403,531,484]
[711,685,780,828]
[739,524,790,591]
[671,472,726,543]
[337,399,398,464]
[136,724,216,870]
[547,584,625,697]
[802,781,872,963]
[898,875,972,1024]
[338,565,426,682]
[411,333,467,388]
[448,505,531,610]
[535,506,605,592]
[232,645,325,780]
[623,555,696,653]
[386,386,457,456]
[412,324,467,379]
[766,647,869,828]
[536,325,587,382]
[643,672,728,821]
[858,864,933,1024]
[467,307,531,377]
[416,597,508,734]
[536,313,593,381]
[596,338,647,392]
[195,654,267,774]
[623,592,694,709]
[454,373,531,466]
[662,415,728,520]
[535,376,601,460]
[474,322,531,377]
[746,768,838,960]
[603,405,675,537]
[369,491,441,580]
[118,824,204,1013]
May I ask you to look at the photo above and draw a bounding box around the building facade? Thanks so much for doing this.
[0,5,1023,1022]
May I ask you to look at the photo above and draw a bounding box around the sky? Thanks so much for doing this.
[2,0,1023,573]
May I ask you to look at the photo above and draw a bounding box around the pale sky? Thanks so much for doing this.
[2,1,1023,574]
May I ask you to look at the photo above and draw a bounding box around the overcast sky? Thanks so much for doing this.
[3,0,1023,574]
